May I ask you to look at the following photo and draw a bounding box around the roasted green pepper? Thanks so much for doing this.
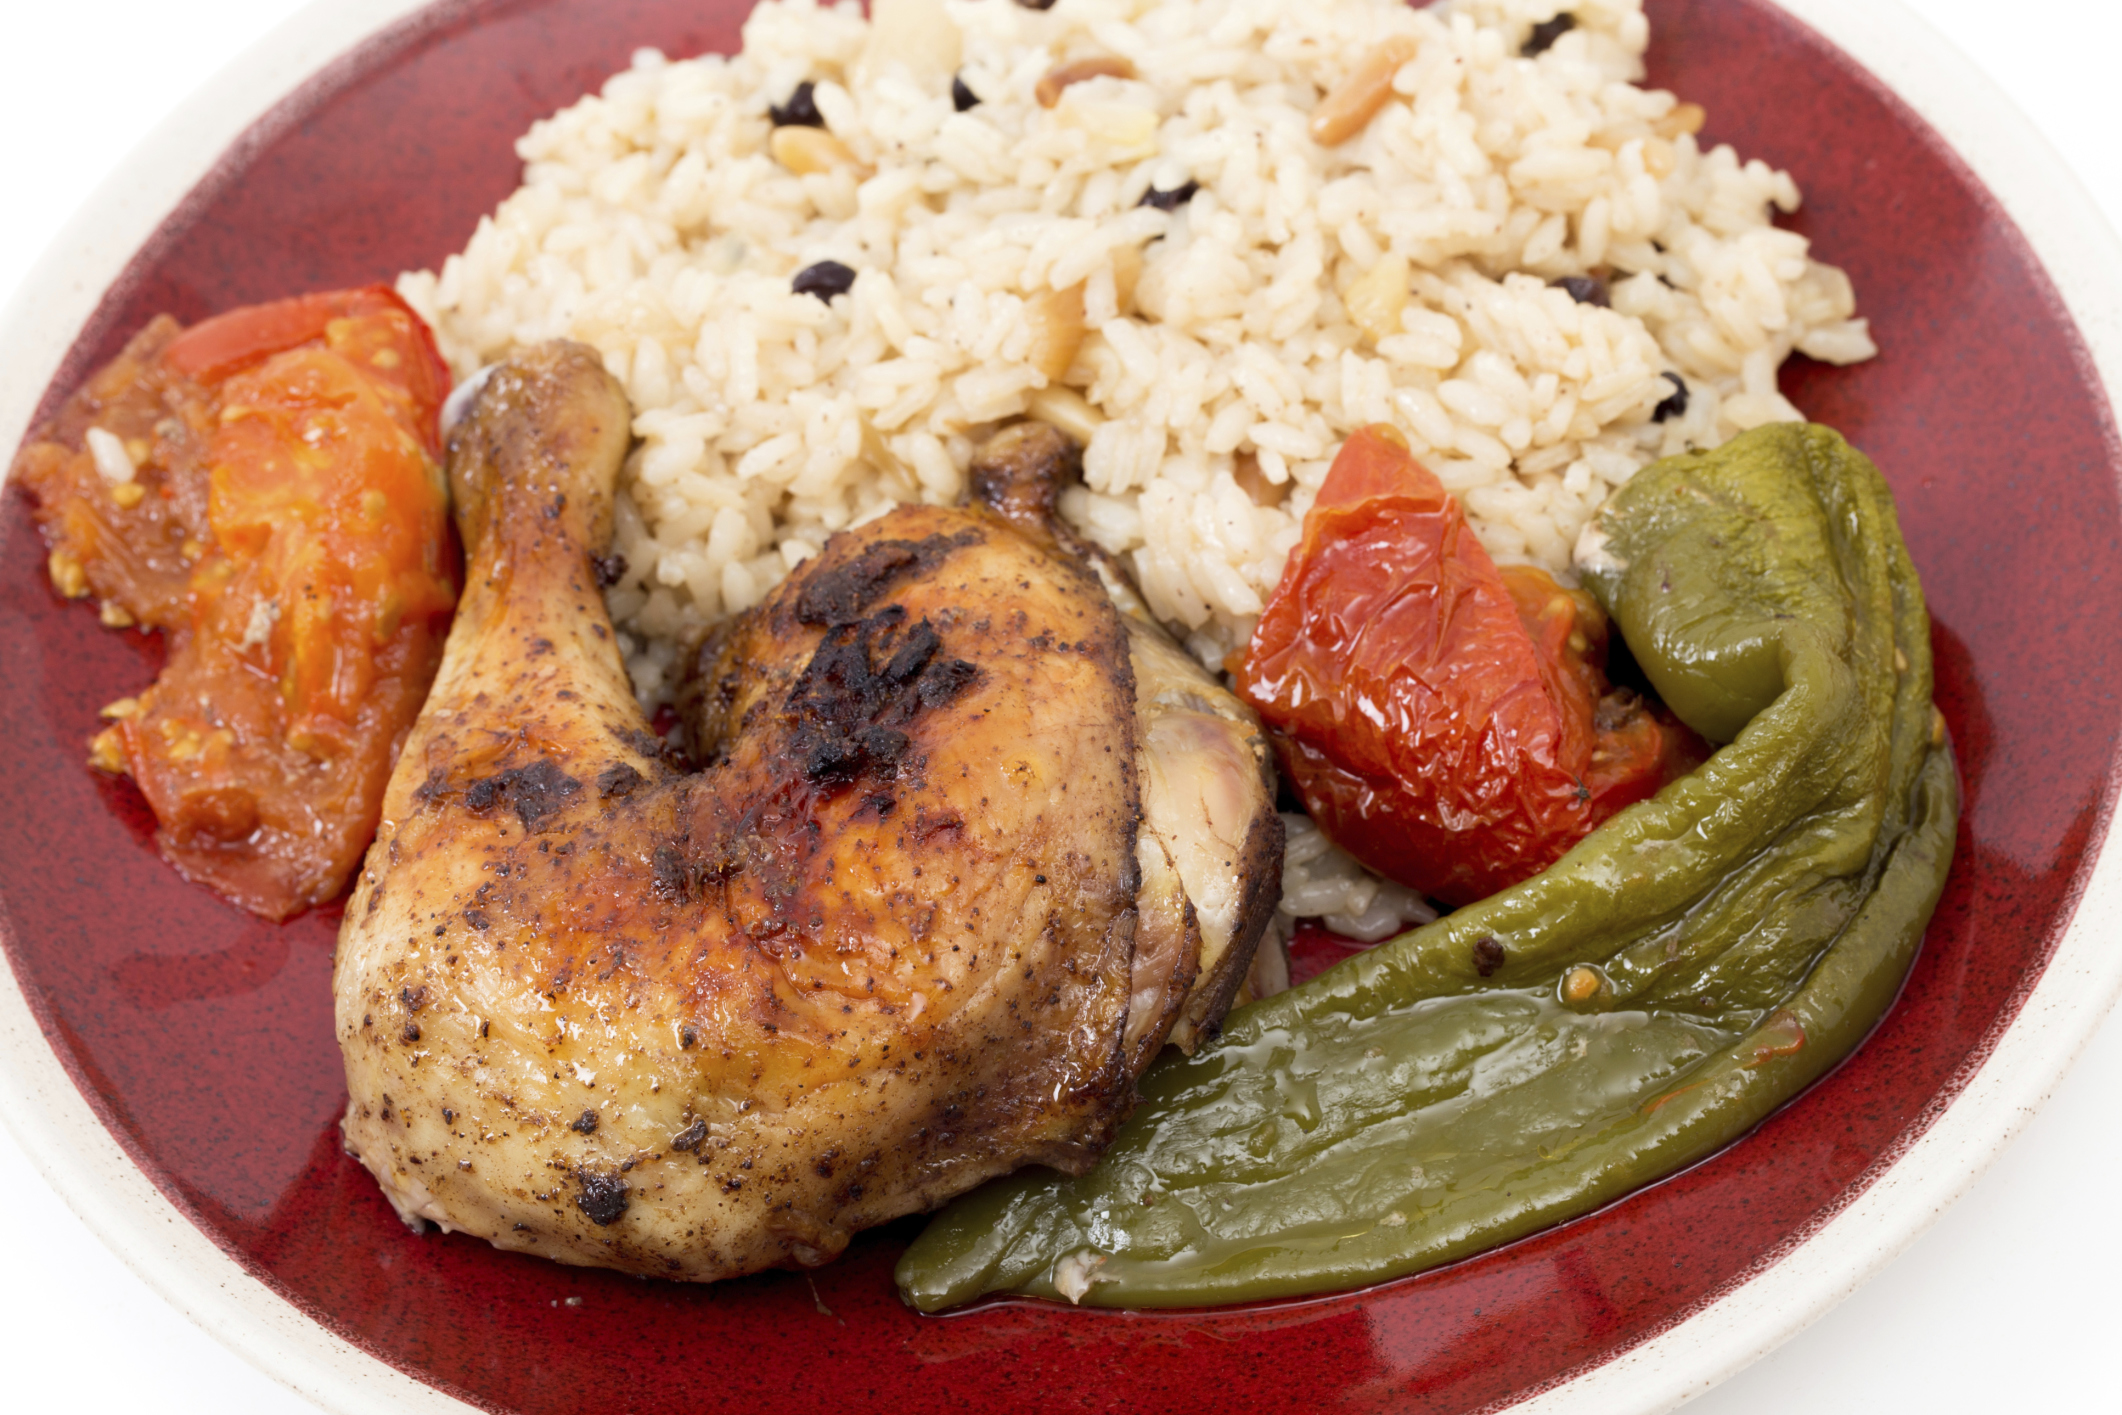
[896,423,1958,1312]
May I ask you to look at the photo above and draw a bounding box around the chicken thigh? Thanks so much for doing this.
[960,423,1285,1055]
[335,342,1280,1280]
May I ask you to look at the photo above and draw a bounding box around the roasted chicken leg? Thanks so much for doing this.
[335,342,1279,1280]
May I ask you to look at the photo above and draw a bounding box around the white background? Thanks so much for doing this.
[1,2,2117,1411]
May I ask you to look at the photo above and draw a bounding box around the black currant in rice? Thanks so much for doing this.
[1138,181,1200,212]
[1652,372,1690,423]
[792,261,857,302]
[769,81,824,128]
[1522,13,1576,57]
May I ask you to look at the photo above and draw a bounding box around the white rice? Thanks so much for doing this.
[398,0,1873,934]
[1278,813,1439,941]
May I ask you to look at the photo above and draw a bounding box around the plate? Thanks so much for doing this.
[4,1,2121,1412]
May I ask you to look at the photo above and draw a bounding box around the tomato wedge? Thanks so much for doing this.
[1233,425,1702,907]
[14,286,458,919]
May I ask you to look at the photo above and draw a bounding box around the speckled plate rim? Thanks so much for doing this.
[2,2,2119,1412]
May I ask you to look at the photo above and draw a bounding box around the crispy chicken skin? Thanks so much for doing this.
[336,343,1278,1280]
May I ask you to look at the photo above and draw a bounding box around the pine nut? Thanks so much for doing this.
[1654,101,1705,139]
[1036,57,1137,109]
[1310,37,1419,147]
[1027,386,1103,445]
[769,125,861,176]
[1344,253,1411,345]
[1027,283,1087,380]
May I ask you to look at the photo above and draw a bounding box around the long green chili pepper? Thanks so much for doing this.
[895,423,1958,1312]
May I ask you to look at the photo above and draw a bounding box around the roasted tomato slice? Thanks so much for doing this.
[13,285,458,919]
[1233,425,1702,907]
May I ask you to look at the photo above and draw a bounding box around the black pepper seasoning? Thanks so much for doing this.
[1472,936,1507,978]
[951,75,980,112]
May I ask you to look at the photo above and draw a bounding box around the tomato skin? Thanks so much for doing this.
[162,286,451,455]
[1234,426,1701,907]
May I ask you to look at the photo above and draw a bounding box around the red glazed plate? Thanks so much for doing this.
[4,2,2122,1412]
